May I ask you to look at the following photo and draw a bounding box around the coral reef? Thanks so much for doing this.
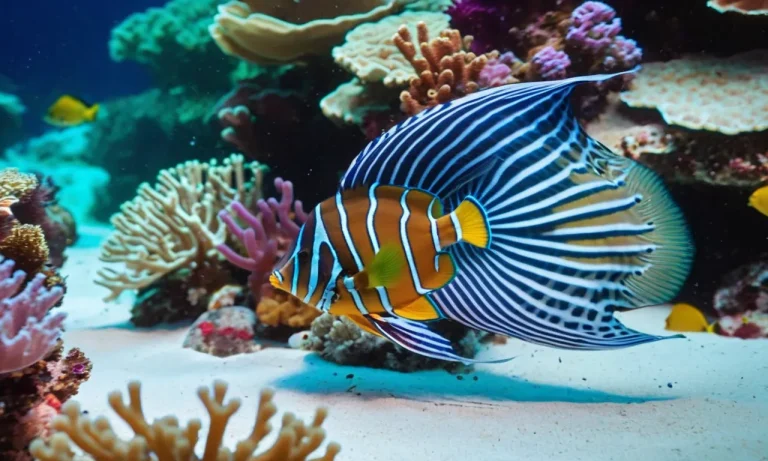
[332,11,452,86]
[109,0,260,89]
[30,380,341,460]
[320,79,396,126]
[96,154,266,325]
[210,0,405,64]
[183,306,262,357]
[0,91,24,152]
[707,0,768,15]
[710,261,768,339]
[302,313,496,372]
[620,50,768,135]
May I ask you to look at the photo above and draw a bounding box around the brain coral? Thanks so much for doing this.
[619,50,768,135]
[332,11,451,87]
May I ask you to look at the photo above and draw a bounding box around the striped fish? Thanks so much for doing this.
[270,70,695,363]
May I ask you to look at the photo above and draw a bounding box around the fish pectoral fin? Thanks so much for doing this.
[346,313,385,337]
[366,314,514,364]
[452,196,491,249]
[393,295,443,321]
[361,244,404,288]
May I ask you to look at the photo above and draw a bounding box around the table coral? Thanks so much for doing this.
[320,79,396,126]
[30,380,340,461]
[707,0,768,14]
[211,0,404,64]
[95,154,266,306]
[619,50,768,135]
[332,11,451,86]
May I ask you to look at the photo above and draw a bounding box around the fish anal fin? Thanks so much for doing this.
[346,313,384,337]
[453,196,491,249]
[394,295,442,321]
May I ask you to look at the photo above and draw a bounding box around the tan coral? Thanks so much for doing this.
[332,11,451,87]
[395,25,497,115]
[257,291,321,329]
[320,79,396,125]
[0,168,38,199]
[707,0,768,14]
[210,0,405,64]
[0,224,49,276]
[30,380,341,461]
[95,154,265,301]
[619,50,768,135]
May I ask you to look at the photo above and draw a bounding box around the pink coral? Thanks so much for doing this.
[604,36,642,69]
[531,46,571,80]
[217,178,307,302]
[478,52,518,87]
[566,1,621,54]
[0,258,65,374]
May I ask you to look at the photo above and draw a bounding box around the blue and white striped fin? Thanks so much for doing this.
[367,313,514,364]
[341,70,694,351]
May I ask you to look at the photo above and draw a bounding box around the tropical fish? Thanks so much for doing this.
[665,303,715,333]
[44,95,99,127]
[270,70,695,363]
[748,185,768,217]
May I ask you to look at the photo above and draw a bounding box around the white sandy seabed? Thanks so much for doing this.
[59,226,767,461]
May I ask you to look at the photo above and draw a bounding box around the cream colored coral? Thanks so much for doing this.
[707,0,768,14]
[320,79,395,125]
[332,11,451,87]
[619,50,768,135]
[0,167,38,198]
[210,0,405,64]
[95,154,264,301]
[30,380,341,461]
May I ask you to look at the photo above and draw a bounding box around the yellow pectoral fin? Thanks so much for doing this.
[394,296,442,321]
[346,313,384,337]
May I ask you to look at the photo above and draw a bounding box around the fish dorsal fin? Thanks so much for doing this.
[355,244,403,288]
[394,295,443,321]
[366,314,514,364]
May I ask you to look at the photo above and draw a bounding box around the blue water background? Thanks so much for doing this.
[1,0,166,137]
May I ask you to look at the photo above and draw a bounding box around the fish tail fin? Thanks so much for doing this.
[86,103,100,121]
[451,196,491,249]
[622,163,694,306]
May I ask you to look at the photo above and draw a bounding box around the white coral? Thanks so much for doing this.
[0,258,65,374]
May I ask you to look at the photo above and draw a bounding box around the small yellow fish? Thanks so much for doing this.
[44,95,99,127]
[665,303,716,333]
[748,185,768,217]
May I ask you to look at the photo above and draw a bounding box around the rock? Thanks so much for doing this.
[183,306,262,357]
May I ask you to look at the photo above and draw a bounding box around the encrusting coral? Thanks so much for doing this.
[619,49,768,135]
[210,0,406,64]
[30,380,341,461]
[707,0,768,14]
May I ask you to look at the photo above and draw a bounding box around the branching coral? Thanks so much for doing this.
[30,380,341,461]
[619,50,768,135]
[96,154,266,304]
[395,24,505,115]
[0,258,65,374]
[210,0,405,64]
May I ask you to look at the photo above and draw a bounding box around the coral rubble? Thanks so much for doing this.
[30,380,341,460]
[183,306,263,357]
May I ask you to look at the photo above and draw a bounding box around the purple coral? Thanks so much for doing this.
[0,258,65,374]
[478,52,518,88]
[603,36,643,69]
[217,178,307,302]
[566,1,621,54]
[531,46,571,80]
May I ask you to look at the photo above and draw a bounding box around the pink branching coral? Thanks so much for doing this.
[478,51,519,87]
[0,258,65,374]
[531,46,571,80]
[217,178,307,303]
[565,1,621,54]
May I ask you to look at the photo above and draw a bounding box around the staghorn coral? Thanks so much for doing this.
[332,11,451,87]
[395,24,504,115]
[210,0,404,64]
[30,380,340,461]
[0,258,65,374]
[619,50,768,135]
[707,0,768,14]
[303,313,496,372]
[96,154,266,303]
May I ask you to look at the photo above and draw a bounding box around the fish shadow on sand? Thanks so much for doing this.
[272,354,669,404]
